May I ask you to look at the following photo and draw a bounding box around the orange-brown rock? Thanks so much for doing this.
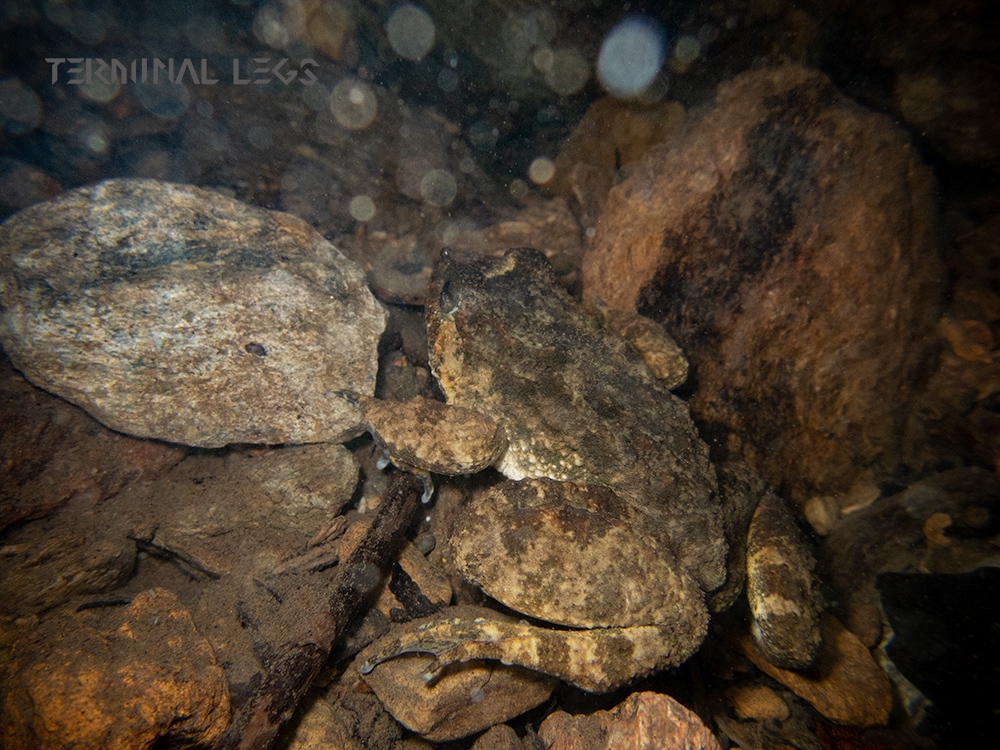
[583,64,944,506]
[0,588,230,749]
[737,614,892,727]
[548,97,686,225]
[0,355,184,532]
[539,691,721,750]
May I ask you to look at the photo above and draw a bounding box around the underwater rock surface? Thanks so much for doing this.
[583,64,945,506]
[0,179,387,447]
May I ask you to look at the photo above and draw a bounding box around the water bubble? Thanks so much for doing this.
[69,9,109,45]
[0,79,42,133]
[247,123,273,150]
[697,24,719,46]
[466,120,498,151]
[532,46,554,73]
[543,48,589,96]
[437,68,458,92]
[134,81,190,119]
[253,4,289,49]
[330,78,377,130]
[349,194,376,222]
[674,35,701,65]
[78,75,120,104]
[387,4,435,61]
[301,80,329,111]
[509,179,528,200]
[185,15,224,52]
[44,0,71,28]
[420,169,457,206]
[281,161,338,224]
[80,126,108,155]
[528,157,555,185]
[598,16,666,98]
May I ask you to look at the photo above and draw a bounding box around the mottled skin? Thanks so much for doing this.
[363,248,820,691]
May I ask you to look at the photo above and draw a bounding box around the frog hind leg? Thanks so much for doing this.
[360,605,708,693]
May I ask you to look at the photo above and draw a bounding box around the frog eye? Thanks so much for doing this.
[439,279,460,315]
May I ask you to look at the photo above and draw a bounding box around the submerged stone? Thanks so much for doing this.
[0,179,387,447]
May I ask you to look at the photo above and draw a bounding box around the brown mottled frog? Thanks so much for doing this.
[362,247,821,692]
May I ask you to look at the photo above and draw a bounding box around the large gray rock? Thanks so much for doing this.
[0,179,387,447]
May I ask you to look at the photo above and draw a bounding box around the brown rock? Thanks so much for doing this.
[281,695,364,750]
[539,691,721,750]
[723,683,790,722]
[0,588,230,749]
[820,467,1000,646]
[583,64,944,507]
[0,178,387,448]
[368,236,434,305]
[472,724,525,750]
[0,355,184,532]
[738,614,892,727]
[939,316,994,362]
[548,97,686,225]
[0,513,136,617]
[0,156,62,215]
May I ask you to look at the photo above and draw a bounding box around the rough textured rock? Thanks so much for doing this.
[472,724,528,750]
[820,467,1000,647]
[0,588,230,750]
[548,97,686,229]
[0,354,184,532]
[738,614,893,727]
[539,691,722,750]
[0,509,137,617]
[583,65,944,506]
[0,178,387,447]
[0,156,62,217]
[281,694,365,750]
[0,443,361,697]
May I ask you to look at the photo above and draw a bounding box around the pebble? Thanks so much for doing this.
[723,683,790,722]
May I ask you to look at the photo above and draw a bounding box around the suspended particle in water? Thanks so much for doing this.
[543,48,589,96]
[420,169,457,207]
[349,194,376,222]
[673,35,702,65]
[598,16,666,98]
[528,157,555,185]
[437,68,458,93]
[330,78,378,130]
[509,178,529,200]
[387,4,435,61]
